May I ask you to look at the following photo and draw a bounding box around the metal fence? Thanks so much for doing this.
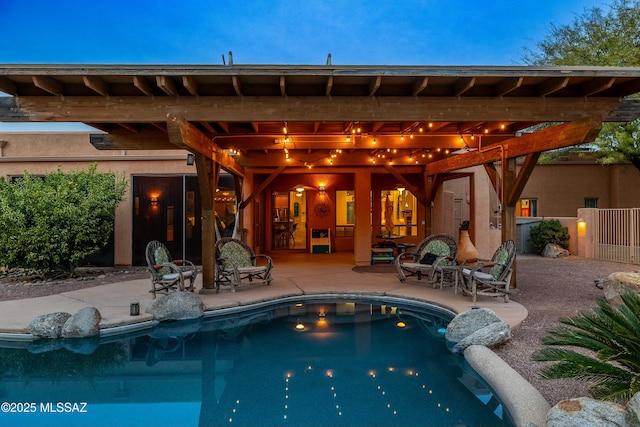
[593,208,640,264]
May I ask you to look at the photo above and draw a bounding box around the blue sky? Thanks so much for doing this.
[0,0,609,131]
[0,0,609,66]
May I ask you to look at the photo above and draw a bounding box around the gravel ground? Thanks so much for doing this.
[495,255,638,406]
[1,255,637,406]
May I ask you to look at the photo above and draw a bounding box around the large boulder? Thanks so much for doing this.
[145,291,205,321]
[445,308,510,353]
[28,312,71,339]
[627,392,640,427]
[542,243,570,258]
[61,307,102,338]
[546,397,625,427]
[603,271,640,305]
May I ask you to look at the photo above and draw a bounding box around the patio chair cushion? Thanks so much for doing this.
[154,247,171,275]
[420,240,452,266]
[489,248,510,279]
[161,270,195,281]
[461,268,495,282]
[220,241,252,269]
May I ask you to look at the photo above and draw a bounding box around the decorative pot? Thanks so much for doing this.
[458,230,480,264]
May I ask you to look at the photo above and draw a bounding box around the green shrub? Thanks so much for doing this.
[532,291,640,402]
[0,164,127,277]
[529,219,569,254]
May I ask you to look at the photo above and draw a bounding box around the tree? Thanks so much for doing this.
[0,164,127,277]
[532,291,640,402]
[522,0,640,171]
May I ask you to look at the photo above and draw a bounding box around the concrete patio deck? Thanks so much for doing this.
[0,252,527,339]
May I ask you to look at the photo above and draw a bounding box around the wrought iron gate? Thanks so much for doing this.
[593,208,640,264]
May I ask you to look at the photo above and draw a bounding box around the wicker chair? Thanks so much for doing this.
[145,240,197,298]
[396,234,457,284]
[215,238,273,292]
[459,240,516,303]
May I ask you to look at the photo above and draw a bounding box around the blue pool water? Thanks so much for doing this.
[0,298,513,427]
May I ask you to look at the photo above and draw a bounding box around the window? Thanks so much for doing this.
[380,189,417,237]
[517,199,538,217]
[336,190,355,237]
[585,198,599,208]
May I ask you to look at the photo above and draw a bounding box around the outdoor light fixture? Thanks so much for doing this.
[150,196,159,206]
[186,153,195,165]
[318,185,326,195]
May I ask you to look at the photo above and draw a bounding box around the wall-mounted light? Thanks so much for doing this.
[186,153,195,165]
[318,185,326,195]
[150,196,159,206]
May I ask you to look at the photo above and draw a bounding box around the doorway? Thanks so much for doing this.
[271,191,307,250]
[131,175,202,265]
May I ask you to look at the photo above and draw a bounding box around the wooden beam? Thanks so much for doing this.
[412,77,428,96]
[195,153,218,290]
[157,76,178,96]
[454,77,475,96]
[280,75,286,96]
[32,76,63,96]
[581,77,615,97]
[90,132,175,150]
[182,76,198,96]
[2,96,623,123]
[507,152,541,206]
[167,115,245,176]
[496,77,522,96]
[83,76,109,96]
[133,76,153,96]
[483,163,499,194]
[0,76,18,96]
[232,75,242,96]
[382,164,426,207]
[425,118,602,175]
[369,76,381,96]
[239,165,286,210]
[325,75,333,96]
[117,123,139,133]
[538,76,569,97]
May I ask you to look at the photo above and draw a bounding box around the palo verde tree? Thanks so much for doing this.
[0,164,127,277]
[522,0,640,171]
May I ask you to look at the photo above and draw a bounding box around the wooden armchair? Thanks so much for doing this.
[459,240,516,303]
[396,234,457,284]
[145,240,197,298]
[215,238,273,292]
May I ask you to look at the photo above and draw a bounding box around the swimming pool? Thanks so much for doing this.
[0,298,514,427]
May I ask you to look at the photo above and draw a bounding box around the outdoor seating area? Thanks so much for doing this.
[395,234,516,303]
[214,237,273,292]
[145,240,198,298]
[396,234,458,283]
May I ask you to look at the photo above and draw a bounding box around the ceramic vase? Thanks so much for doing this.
[458,229,480,264]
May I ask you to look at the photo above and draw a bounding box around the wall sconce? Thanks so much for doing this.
[186,153,195,166]
[150,196,159,206]
[318,185,326,195]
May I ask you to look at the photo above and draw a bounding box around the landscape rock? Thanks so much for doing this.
[28,312,72,339]
[542,243,570,258]
[451,321,511,353]
[603,271,640,305]
[145,291,205,321]
[61,307,102,338]
[546,397,625,427]
[445,308,510,353]
[626,391,640,427]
